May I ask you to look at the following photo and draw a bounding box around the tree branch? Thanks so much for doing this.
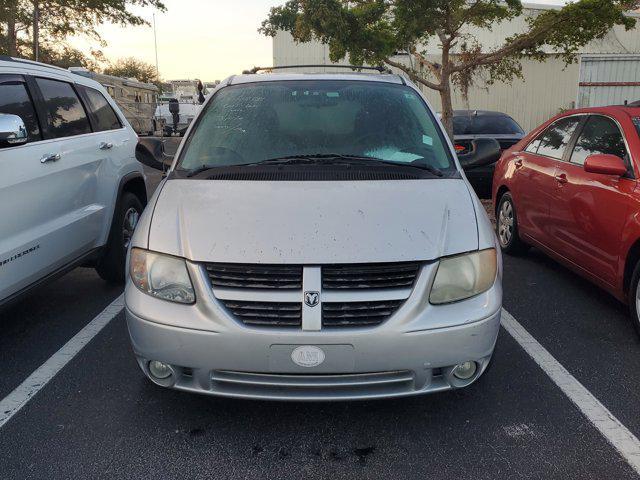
[384,58,443,91]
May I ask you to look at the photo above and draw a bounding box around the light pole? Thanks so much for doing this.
[33,0,40,62]
[153,13,160,81]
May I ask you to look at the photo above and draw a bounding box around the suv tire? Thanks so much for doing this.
[96,192,143,283]
[496,192,529,255]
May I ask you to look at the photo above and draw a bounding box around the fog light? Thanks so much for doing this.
[453,361,477,380]
[149,360,172,379]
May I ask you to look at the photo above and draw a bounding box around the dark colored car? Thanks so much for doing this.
[453,110,524,198]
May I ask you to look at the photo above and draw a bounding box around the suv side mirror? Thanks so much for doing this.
[136,137,174,171]
[584,154,627,176]
[457,138,501,169]
[0,114,28,148]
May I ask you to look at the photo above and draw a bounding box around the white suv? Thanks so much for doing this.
[0,57,147,306]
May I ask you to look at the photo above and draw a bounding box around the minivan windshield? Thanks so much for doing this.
[177,80,456,175]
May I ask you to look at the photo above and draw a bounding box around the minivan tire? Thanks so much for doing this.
[496,192,529,255]
[96,192,143,283]
[628,261,640,337]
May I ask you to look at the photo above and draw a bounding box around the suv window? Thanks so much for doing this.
[0,78,41,142]
[570,115,628,166]
[35,78,91,138]
[78,85,122,131]
[532,116,581,160]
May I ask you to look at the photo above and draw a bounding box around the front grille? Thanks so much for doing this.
[322,262,420,290]
[211,370,416,399]
[205,263,302,289]
[220,300,302,327]
[210,262,420,329]
[322,300,404,327]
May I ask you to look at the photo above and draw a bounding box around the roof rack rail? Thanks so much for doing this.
[242,64,392,75]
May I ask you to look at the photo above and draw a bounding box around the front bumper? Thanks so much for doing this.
[125,260,502,401]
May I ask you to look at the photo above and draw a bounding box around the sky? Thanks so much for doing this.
[74,0,565,83]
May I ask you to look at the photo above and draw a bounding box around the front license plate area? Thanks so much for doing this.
[269,344,355,373]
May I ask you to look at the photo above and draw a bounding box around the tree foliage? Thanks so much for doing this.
[1,0,166,58]
[104,57,158,84]
[260,0,638,137]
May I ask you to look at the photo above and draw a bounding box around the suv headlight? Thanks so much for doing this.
[429,249,497,304]
[129,248,195,304]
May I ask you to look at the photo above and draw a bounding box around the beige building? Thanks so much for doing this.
[272,3,640,132]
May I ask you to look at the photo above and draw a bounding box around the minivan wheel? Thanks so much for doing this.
[628,261,640,337]
[96,192,143,283]
[496,192,529,255]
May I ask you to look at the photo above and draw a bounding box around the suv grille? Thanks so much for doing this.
[205,263,302,289]
[220,300,302,327]
[210,262,420,329]
[322,262,420,289]
[322,300,404,327]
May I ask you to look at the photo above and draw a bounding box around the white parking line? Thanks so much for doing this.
[502,308,640,475]
[0,294,124,429]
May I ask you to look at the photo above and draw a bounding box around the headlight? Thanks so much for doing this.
[129,248,195,304]
[429,249,497,304]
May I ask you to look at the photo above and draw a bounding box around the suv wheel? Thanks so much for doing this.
[628,261,640,337]
[496,192,529,255]
[96,192,143,283]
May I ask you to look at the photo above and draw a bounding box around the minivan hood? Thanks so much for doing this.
[148,179,478,264]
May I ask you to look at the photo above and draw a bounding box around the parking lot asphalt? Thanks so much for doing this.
[2,181,640,478]
[2,251,640,479]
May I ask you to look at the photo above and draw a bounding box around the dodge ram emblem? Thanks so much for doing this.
[304,291,320,307]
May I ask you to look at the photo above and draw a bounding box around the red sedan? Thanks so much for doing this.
[492,106,640,332]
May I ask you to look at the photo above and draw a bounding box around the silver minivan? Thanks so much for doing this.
[127,71,503,401]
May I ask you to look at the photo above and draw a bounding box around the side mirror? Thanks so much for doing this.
[136,137,174,171]
[584,154,627,177]
[457,138,501,169]
[0,114,28,148]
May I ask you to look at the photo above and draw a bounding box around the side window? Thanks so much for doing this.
[35,77,91,139]
[0,78,41,142]
[525,138,541,153]
[78,85,122,131]
[535,116,581,160]
[570,116,628,166]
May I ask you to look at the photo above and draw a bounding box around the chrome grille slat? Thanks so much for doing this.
[210,370,416,398]
[322,300,403,327]
[322,262,420,289]
[220,300,301,327]
[206,263,302,289]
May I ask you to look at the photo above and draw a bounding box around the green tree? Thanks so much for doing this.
[260,0,638,137]
[1,0,166,60]
[104,57,158,84]
[103,57,163,92]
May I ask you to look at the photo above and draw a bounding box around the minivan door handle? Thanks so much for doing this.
[40,153,61,164]
[99,142,113,150]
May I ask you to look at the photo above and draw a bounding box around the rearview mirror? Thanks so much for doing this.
[0,114,28,148]
[584,154,627,177]
[457,138,501,169]
[136,137,174,171]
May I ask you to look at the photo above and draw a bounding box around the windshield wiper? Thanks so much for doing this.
[182,154,444,178]
[241,154,444,176]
